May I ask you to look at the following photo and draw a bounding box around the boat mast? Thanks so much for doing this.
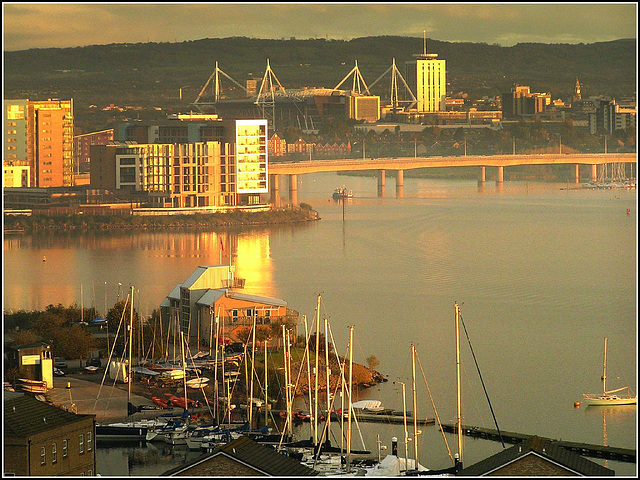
[128,286,134,416]
[287,327,293,438]
[602,337,608,396]
[411,344,419,469]
[455,302,463,466]
[181,330,188,414]
[314,294,321,447]
[282,324,290,439]
[303,316,313,440]
[213,307,219,424]
[324,317,331,441]
[400,381,409,472]
[346,325,354,473]
[264,339,269,427]
[249,315,257,428]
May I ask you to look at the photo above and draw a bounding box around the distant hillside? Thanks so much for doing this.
[4,36,636,125]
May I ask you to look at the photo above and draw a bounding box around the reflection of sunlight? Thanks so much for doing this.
[233,233,274,298]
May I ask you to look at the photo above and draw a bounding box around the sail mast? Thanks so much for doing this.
[128,286,134,416]
[455,302,463,466]
[314,294,321,446]
[325,317,331,440]
[303,316,313,439]
[602,337,608,396]
[346,325,354,473]
[249,315,257,428]
[411,344,419,469]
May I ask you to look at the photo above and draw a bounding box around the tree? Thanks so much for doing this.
[366,355,380,370]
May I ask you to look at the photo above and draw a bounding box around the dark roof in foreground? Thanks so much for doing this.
[459,435,615,476]
[161,435,318,476]
[4,392,95,437]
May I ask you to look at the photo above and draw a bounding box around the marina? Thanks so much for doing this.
[4,174,636,475]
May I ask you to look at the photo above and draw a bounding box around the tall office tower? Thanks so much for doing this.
[405,33,447,113]
[416,52,447,112]
[4,99,74,187]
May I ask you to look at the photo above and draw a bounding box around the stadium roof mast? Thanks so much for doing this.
[333,60,371,95]
[369,58,417,112]
[193,61,248,106]
[255,59,288,130]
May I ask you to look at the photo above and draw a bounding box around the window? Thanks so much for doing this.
[7,129,17,135]
[63,439,68,457]
[79,433,84,454]
[7,138,16,142]
[52,443,57,463]
[41,446,46,465]
[87,432,92,451]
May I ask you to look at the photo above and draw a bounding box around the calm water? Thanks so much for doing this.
[4,173,637,475]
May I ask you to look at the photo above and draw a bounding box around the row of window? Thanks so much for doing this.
[40,432,92,466]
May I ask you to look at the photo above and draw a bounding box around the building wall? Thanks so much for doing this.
[416,56,446,112]
[73,129,114,172]
[233,119,268,194]
[489,454,577,476]
[4,100,28,164]
[25,99,74,188]
[349,96,380,123]
[4,164,30,187]
[4,418,96,476]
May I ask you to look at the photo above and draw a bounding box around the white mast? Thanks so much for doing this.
[346,325,354,473]
[303,316,313,439]
[128,286,134,415]
[249,315,257,428]
[282,324,290,439]
[213,307,219,424]
[411,344,419,468]
[400,381,409,471]
[264,339,269,427]
[314,294,321,446]
[324,317,331,441]
[455,302,463,465]
[603,337,608,396]
[181,330,188,414]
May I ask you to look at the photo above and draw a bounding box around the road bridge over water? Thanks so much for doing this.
[268,153,637,204]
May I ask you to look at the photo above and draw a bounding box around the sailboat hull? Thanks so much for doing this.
[583,395,637,406]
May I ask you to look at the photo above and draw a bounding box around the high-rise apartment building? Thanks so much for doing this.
[73,129,114,173]
[501,85,550,118]
[415,53,447,112]
[4,99,74,187]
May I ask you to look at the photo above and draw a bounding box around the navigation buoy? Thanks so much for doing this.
[574,401,580,408]
[42,256,47,262]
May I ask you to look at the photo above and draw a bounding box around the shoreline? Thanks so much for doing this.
[3,207,320,233]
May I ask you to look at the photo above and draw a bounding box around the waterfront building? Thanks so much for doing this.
[4,391,96,476]
[458,435,614,476]
[73,129,114,174]
[90,141,223,208]
[4,163,30,188]
[588,99,636,134]
[4,99,74,188]
[107,116,268,207]
[501,85,550,118]
[160,265,297,345]
[162,436,317,476]
[5,342,54,389]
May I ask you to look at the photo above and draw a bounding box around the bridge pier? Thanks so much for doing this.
[479,166,486,184]
[591,164,597,183]
[396,170,404,198]
[270,174,280,207]
[377,170,386,198]
[289,174,298,206]
[496,166,504,184]
[574,165,580,184]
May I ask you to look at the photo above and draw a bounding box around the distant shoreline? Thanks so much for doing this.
[3,207,320,233]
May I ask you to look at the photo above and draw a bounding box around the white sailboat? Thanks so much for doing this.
[583,337,636,406]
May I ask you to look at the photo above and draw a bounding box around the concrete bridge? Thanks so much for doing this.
[268,153,637,204]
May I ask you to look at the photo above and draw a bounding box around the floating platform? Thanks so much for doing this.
[439,423,635,463]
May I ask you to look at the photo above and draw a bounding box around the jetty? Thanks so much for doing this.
[440,423,636,463]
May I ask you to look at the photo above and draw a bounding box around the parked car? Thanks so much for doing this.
[54,357,68,369]
[86,357,102,368]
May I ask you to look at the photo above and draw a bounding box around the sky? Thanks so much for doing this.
[2,3,637,52]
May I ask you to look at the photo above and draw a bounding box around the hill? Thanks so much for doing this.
[4,36,636,131]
